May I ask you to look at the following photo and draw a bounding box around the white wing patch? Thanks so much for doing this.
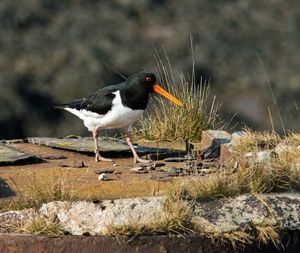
[64,91,143,132]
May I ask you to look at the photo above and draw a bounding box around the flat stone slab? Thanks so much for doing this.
[0,144,37,166]
[27,137,167,155]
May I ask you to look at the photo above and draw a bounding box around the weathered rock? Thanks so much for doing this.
[39,197,167,235]
[41,193,300,235]
[0,139,26,144]
[192,193,300,233]
[0,209,36,225]
[219,141,239,166]
[138,163,155,170]
[0,144,38,166]
[155,167,169,172]
[257,150,277,162]
[94,169,114,174]
[0,193,299,236]
[231,131,245,143]
[130,167,148,174]
[200,131,232,162]
[98,174,109,181]
[153,162,166,168]
[201,130,231,150]
[202,144,220,159]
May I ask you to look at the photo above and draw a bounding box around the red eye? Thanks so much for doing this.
[146,77,151,81]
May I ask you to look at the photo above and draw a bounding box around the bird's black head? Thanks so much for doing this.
[121,71,182,110]
[126,71,156,92]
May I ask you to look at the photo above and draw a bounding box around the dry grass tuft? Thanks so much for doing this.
[285,132,300,146]
[233,128,281,155]
[26,219,63,235]
[190,172,245,200]
[206,230,254,251]
[107,188,195,240]
[0,221,25,233]
[134,50,226,141]
[0,174,77,212]
[232,130,300,194]
[253,224,282,249]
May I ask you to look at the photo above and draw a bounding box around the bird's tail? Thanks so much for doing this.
[53,104,68,110]
[54,99,85,110]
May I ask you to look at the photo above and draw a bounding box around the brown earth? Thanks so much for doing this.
[0,141,191,200]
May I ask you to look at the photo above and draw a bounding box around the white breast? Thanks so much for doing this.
[64,91,144,132]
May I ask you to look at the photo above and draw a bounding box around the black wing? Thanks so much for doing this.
[58,83,125,115]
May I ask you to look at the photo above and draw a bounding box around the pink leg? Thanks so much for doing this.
[126,130,151,164]
[93,128,112,162]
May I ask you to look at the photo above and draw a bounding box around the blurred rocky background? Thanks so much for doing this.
[0,0,299,139]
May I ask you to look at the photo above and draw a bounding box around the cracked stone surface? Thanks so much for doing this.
[192,193,300,232]
[0,193,299,236]
[39,196,167,235]
[0,209,36,228]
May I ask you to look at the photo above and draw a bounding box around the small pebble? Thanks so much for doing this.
[98,173,109,181]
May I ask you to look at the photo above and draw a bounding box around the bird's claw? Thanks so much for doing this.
[94,150,113,162]
[134,157,152,164]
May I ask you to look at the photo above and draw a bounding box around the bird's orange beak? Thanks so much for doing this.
[153,84,183,106]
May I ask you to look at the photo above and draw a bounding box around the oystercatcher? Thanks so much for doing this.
[57,71,182,163]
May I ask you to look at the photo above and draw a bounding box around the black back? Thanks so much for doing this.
[61,71,156,115]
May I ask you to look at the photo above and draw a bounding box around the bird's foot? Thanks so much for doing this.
[95,150,113,162]
[134,156,152,164]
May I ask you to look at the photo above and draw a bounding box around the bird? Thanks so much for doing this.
[57,71,182,163]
